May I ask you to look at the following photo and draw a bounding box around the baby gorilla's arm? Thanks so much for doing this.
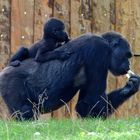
[35,49,72,63]
[9,47,29,67]
[10,47,29,62]
[35,45,54,62]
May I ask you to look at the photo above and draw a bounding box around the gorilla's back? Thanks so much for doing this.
[0,33,96,97]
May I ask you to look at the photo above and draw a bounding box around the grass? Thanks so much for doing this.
[0,118,140,140]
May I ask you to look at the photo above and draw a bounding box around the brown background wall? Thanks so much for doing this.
[0,0,140,119]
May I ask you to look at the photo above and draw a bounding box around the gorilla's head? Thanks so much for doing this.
[102,31,133,76]
[43,17,69,42]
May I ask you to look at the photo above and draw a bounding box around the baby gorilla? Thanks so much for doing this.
[9,17,70,66]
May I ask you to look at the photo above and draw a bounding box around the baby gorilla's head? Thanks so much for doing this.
[43,17,69,42]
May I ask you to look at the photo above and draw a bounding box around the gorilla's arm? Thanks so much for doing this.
[9,47,29,63]
[35,45,55,61]
[76,75,140,118]
[108,75,140,111]
[75,32,140,118]
[9,47,29,67]
[35,43,73,62]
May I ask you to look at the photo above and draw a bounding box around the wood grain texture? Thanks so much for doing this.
[131,57,140,116]
[52,0,71,119]
[34,0,53,120]
[0,0,11,119]
[115,0,140,55]
[0,0,11,69]
[115,0,140,118]
[11,0,34,54]
[131,1,140,54]
[92,0,115,33]
[34,0,53,42]
[114,0,133,118]
[91,0,117,100]
[70,0,93,119]
[70,0,84,119]
[71,0,92,38]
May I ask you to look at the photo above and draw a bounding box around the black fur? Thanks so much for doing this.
[0,32,140,120]
[9,17,70,66]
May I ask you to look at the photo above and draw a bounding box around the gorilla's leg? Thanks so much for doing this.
[76,75,140,118]
[9,47,29,67]
[40,88,79,113]
[76,89,108,118]
[13,105,35,121]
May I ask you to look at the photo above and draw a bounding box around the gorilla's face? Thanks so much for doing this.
[53,26,69,42]
[44,18,69,42]
[109,38,133,76]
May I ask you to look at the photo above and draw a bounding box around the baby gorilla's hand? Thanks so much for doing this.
[65,37,71,43]
[9,60,21,67]
[60,51,73,61]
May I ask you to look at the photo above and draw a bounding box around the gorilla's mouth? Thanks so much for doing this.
[121,67,130,75]
[122,71,128,75]
[114,67,129,76]
[125,67,130,73]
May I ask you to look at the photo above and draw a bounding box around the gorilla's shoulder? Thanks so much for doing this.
[72,33,106,43]
[73,33,103,40]
[68,33,108,48]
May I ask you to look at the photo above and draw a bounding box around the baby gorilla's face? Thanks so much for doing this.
[44,18,69,42]
[53,28,69,42]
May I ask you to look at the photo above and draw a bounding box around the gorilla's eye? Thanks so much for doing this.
[55,27,64,31]
[52,28,57,34]
[126,52,133,58]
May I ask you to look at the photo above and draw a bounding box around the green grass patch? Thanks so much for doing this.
[0,118,140,140]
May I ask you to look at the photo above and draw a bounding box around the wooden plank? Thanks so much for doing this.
[115,0,134,51]
[91,0,117,93]
[0,0,11,69]
[0,0,11,119]
[71,0,92,38]
[70,0,93,119]
[53,0,70,32]
[131,57,140,117]
[77,0,92,34]
[11,0,34,54]
[115,0,140,118]
[132,1,140,54]
[52,0,71,119]
[34,0,53,42]
[91,0,117,116]
[70,0,84,119]
[70,0,82,119]
[107,73,117,93]
[34,0,53,120]
[91,0,119,118]
[92,0,115,33]
[115,0,132,118]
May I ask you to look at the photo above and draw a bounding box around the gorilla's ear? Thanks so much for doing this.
[110,38,120,48]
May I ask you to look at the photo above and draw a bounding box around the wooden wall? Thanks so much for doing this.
[0,0,140,119]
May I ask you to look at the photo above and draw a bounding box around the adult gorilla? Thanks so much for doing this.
[0,32,139,120]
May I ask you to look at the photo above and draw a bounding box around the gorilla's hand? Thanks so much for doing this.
[59,51,73,61]
[35,50,73,63]
[65,37,71,43]
[9,60,21,67]
[121,75,140,95]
